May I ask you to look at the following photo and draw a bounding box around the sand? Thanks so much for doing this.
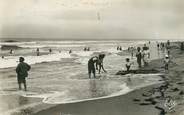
[33,41,184,115]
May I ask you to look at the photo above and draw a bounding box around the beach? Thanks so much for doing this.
[0,40,184,115]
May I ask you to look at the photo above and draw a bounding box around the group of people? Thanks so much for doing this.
[84,47,90,51]
[156,41,172,71]
[135,44,150,68]
[117,46,122,51]
[36,48,53,56]
[15,41,178,91]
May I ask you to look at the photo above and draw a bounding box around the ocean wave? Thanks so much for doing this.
[19,44,86,48]
[0,52,71,69]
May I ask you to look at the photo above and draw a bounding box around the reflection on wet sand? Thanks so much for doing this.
[0,94,41,115]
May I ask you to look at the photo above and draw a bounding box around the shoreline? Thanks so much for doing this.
[34,83,163,115]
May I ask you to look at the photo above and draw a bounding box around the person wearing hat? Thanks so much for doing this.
[164,54,170,71]
[16,57,31,91]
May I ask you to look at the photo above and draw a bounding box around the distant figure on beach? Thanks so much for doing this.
[166,41,171,55]
[49,48,52,53]
[167,40,170,47]
[36,48,40,56]
[142,44,150,66]
[117,46,122,51]
[84,47,87,51]
[181,42,184,51]
[87,47,90,51]
[161,42,165,50]
[125,58,133,72]
[16,57,31,91]
[88,56,98,78]
[69,50,72,54]
[10,49,13,54]
[117,46,119,50]
[157,43,160,50]
[97,54,107,74]
[2,56,4,59]
[164,55,170,71]
[130,47,134,59]
[136,47,142,68]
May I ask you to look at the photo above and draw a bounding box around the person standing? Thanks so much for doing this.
[36,48,40,56]
[16,57,31,91]
[49,48,52,53]
[88,56,98,78]
[10,49,13,54]
[181,42,184,51]
[142,44,150,66]
[69,49,72,54]
[164,55,170,71]
[136,47,142,68]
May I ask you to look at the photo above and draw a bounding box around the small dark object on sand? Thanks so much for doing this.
[133,98,141,102]
[177,82,184,85]
[155,96,161,99]
[179,91,184,95]
[172,88,179,92]
[151,101,157,105]
[139,102,151,105]
[145,98,157,105]
[159,80,164,81]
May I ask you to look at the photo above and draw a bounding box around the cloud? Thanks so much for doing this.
[1,0,184,39]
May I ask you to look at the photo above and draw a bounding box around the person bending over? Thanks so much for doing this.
[97,54,107,74]
[88,56,98,78]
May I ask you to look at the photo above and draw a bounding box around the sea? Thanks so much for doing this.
[0,39,165,115]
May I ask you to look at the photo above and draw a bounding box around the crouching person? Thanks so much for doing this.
[16,57,31,91]
[125,58,134,72]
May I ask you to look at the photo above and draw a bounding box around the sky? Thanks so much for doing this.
[0,0,184,40]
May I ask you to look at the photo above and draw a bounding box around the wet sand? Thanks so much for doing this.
[34,41,184,115]
[34,84,161,115]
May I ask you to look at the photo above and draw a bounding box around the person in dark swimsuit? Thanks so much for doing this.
[88,56,98,78]
[136,47,142,68]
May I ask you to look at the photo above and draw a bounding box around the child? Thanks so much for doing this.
[125,58,133,72]
[164,55,170,71]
